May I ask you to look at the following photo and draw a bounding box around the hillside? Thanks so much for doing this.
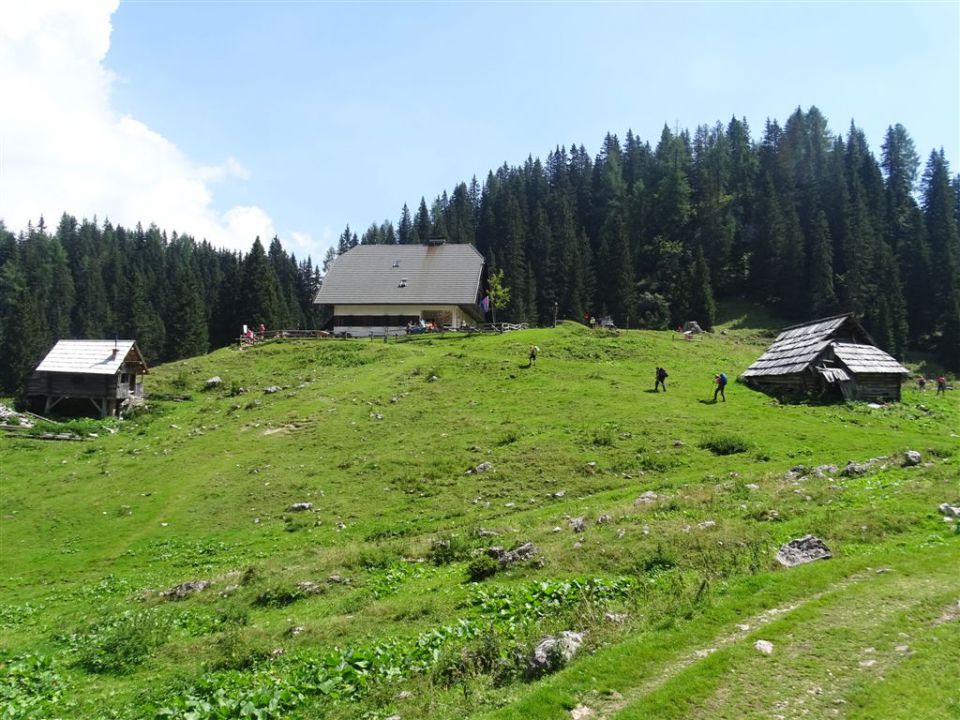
[1,314,958,720]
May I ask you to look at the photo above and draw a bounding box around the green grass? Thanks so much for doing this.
[1,319,958,719]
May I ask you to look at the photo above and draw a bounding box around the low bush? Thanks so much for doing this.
[466,555,499,583]
[72,610,170,675]
[699,434,753,455]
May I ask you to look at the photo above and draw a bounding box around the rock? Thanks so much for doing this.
[477,528,499,537]
[695,648,716,658]
[859,658,876,668]
[396,690,412,700]
[163,580,210,601]
[219,584,239,597]
[672,439,684,447]
[552,526,562,533]
[370,412,384,420]
[327,574,345,584]
[745,483,760,491]
[570,705,595,719]
[754,639,774,655]
[264,386,282,394]
[486,542,538,567]
[938,502,960,518]
[812,464,839,477]
[895,644,910,653]
[569,516,586,533]
[552,491,566,499]
[466,461,493,475]
[604,612,627,623]
[596,514,612,524]
[386,715,401,720]
[761,509,781,522]
[205,376,222,389]
[286,625,305,637]
[697,520,716,530]
[635,490,658,505]
[287,502,313,512]
[527,631,584,677]
[296,581,324,594]
[902,450,922,467]
[776,535,832,567]
[585,461,598,475]
[842,456,888,477]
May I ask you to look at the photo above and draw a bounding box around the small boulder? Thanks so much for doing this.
[527,631,584,677]
[776,535,832,567]
[205,376,222,389]
[584,461,598,475]
[287,502,313,512]
[938,502,960,518]
[466,461,493,475]
[163,580,210,601]
[634,490,658,505]
[754,639,774,655]
[902,450,922,467]
[486,542,538,567]
[569,516,586,533]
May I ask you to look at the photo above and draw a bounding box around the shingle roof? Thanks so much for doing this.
[832,343,908,375]
[314,244,484,305]
[35,340,143,375]
[741,315,853,377]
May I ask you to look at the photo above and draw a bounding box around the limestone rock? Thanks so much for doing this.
[902,450,922,467]
[163,580,210,601]
[754,639,774,655]
[527,631,584,677]
[776,535,832,567]
[287,502,313,512]
[205,376,222,389]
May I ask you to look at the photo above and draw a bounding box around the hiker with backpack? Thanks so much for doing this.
[655,366,668,392]
[713,372,728,402]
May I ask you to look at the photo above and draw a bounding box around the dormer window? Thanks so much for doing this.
[392,260,401,268]
[398,278,407,288]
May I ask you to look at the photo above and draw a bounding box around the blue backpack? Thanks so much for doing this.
[719,373,728,386]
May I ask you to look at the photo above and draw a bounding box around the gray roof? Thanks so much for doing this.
[314,244,484,306]
[832,343,908,375]
[34,340,145,375]
[742,314,856,377]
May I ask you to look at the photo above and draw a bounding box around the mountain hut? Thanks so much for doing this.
[741,314,908,402]
[26,340,148,417]
[313,241,485,337]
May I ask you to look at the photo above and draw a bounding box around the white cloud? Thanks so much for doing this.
[0,1,270,254]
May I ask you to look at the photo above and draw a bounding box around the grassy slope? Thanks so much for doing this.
[1,312,958,719]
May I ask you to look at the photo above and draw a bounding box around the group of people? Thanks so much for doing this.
[654,366,728,401]
[406,319,440,334]
[916,374,948,395]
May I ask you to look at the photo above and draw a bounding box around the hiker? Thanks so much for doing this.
[655,366,668,392]
[529,344,540,365]
[936,375,947,395]
[713,372,728,402]
[917,375,927,391]
[258,323,266,339]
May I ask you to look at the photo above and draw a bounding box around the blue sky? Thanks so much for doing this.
[1,1,957,263]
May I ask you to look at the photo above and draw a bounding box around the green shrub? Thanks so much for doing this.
[699,434,753,455]
[467,555,499,582]
[429,534,473,566]
[73,610,170,675]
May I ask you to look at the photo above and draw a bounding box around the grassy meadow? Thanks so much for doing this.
[1,310,958,719]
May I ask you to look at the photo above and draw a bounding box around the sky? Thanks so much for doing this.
[1,1,957,264]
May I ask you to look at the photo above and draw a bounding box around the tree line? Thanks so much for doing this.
[1,106,958,396]
[0,219,325,394]
[345,106,960,370]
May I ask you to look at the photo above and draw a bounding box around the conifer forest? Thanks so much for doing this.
[2,106,959,394]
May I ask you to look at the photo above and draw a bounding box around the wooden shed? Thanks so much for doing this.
[741,314,908,402]
[26,340,148,418]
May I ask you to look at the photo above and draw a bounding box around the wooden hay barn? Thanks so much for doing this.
[26,340,148,418]
[741,314,908,402]
[313,241,485,337]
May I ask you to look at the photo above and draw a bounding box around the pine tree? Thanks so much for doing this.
[239,237,282,331]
